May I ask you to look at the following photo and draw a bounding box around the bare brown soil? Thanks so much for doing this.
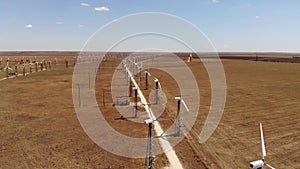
[0,52,299,169]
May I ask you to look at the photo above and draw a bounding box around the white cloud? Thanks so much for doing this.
[80,2,90,7]
[212,0,220,3]
[25,24,33,28]
[56,22,64,25]
[78,24,85,28]
[255,15,261,19]
[94,6,110,11]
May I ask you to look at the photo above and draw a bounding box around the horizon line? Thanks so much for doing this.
[0,50,300,55]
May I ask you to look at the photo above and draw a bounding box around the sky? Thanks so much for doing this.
[1,0,300,52]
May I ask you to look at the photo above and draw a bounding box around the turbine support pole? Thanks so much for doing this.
[15,65,18,77]
[147,122,154,169]
[155,79,159,104]
[129,78,132,97]
[22,65,25,76]
[145,72,149,90]
[134,87,138,118]
[40,62,43,71]
[176,98,182,137]
[6,68,9,79]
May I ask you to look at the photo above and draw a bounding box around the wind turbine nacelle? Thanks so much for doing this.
[144,119,154,124]
[250,160,264,168]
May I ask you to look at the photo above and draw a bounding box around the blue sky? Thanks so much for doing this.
[1,0,300,52]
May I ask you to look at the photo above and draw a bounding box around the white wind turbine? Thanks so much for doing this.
[5,61,13,78]
[174,97,189,137]
[250,123,276,169]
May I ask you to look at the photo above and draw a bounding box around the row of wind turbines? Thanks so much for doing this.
[0,57,56,79]
[121,55,194,169]
[120,55,277,169]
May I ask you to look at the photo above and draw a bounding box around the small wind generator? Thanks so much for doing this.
[188,53,192,62]
[174,97,189,137]
[22,64,26,76]
[145,118,155,169]
[144,117,168,169]
[250,123,276,169]
[14,64,18,77]
[5,61,12,78]
[145,71,151,90]
[133,87,138,118]
[154,79,162,104]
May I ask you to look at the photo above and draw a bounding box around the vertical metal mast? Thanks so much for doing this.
[15,65,18,77]
[129,78,132,97]
[146,121,154,169]
[174,97,189,137]
[134,87,138,118]
[145,71,149,90]
[176,98,182,137]
[154,79,159,104]
[22,64,26,76]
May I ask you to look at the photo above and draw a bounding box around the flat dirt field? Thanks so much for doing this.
[0,53,299,169]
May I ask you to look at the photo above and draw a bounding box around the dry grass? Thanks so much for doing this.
[0,54,299,169]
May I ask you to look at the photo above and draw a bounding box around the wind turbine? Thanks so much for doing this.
[40,60,44,71]
[154,79,162,104]
[139,64,142,86]
[144,117,168,169]
[14,63,19,77]
[145,71,151,90]
[144,118,155,169]
[29,63,32,74]
[133,87,138,118]
[174,97,189,137]
[35,61,38,72]
[4,61,12,78]
[22,63,26,76]
[28,58,35,74]
[0,57,2,70]
[188,53,192,62]
[128,77,132,97]
[250,123,276,169]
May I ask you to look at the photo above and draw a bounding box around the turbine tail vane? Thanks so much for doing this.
[181,99,190,112]
[260,123,266,159]
[266,163,276,169]
[158,81,162,90]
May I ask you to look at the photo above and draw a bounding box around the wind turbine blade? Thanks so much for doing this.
[260,123,266,159]
[181,99,190,112]
[158,82,162,90]
[266,163,276,169]
[156,118,169,122]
